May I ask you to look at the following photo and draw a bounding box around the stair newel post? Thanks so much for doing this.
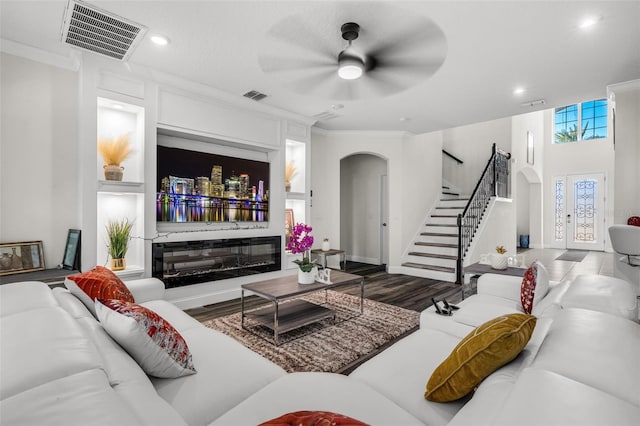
[456,213,463,285]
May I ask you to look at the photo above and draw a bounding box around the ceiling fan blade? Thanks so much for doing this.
[259,55,335,73]
[285,67,337,95]
[265,14,337,61]
[367,21,446,60]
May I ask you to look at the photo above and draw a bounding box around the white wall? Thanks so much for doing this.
[612,84,640,222]
[340,154,386,264]
[542,109,616,249]
[511,110,545,248]
[310,129,442,270]
[442,117,512,194]
[0,53,79,268]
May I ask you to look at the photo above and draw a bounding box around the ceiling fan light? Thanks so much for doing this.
[338,56,363,80]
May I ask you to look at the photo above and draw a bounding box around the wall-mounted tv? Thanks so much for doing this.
[156,145,269,223]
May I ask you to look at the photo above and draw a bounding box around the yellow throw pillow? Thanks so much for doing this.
[425,313,536,402]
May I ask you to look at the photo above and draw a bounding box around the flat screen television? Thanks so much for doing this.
[156,145,269,223]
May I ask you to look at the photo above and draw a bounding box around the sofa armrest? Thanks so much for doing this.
[477,274,522,301]
[125,278,166,302]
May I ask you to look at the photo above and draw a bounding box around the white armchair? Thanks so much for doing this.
[608,225,640,295]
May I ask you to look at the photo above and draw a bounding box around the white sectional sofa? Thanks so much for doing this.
[1,268,639,425]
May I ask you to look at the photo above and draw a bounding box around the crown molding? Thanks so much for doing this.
[311,126,414,138]
[0,39,80,71]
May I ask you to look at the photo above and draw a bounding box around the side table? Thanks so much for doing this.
[462,262,527,299]
[310,249,347,271]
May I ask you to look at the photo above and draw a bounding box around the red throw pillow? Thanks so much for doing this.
[65,266,134,316]
[521,262,538,314]
[628,216,640,227]
[95,299,196,378]
[259,411,368,426]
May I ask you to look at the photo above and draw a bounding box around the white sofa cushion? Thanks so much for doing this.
[350,328,467,424]
[0,280,58,317]
[531,308,640,406]
[451,368,640,426]
[147,300,286,425]
[125,277,166,303]
[561,274,638,320]
[210,372,424,426]
[0,369,144,426]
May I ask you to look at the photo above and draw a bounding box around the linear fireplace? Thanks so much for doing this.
[152,236,281,288]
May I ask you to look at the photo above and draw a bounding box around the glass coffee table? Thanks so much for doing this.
[241,270,364,345]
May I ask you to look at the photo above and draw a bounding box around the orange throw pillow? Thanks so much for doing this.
[259,411,368,426]
[65,266,134,317]
[425,313,536,402]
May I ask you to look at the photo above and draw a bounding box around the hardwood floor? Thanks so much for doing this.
[185,262,462,323]
[185,249,616,322]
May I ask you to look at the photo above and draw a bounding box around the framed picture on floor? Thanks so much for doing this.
[0,241,45,276]
[285,208,294,246]
[62,229,81,271]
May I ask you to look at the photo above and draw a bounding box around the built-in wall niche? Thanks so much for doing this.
[96,96,145,276]
[285,139,306,194]
[96,192,145,274]
[97,97,144,183]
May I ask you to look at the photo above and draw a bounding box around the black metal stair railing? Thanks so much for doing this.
[455,143,511,284]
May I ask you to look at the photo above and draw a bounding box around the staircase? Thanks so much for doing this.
[401,194,468,282]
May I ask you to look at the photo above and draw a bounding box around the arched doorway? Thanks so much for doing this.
[340,153,388,266]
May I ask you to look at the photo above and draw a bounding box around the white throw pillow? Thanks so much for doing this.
[95,298,196,378]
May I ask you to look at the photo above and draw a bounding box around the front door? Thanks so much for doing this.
[553,173,605,251]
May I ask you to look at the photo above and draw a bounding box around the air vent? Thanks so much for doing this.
[243,90,268,101]
[61,0,147,61]
[312,111,340,121]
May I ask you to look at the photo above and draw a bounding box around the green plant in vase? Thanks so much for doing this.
[106,218,133,271]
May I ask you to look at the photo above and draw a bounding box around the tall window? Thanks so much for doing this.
[554,99,607,143]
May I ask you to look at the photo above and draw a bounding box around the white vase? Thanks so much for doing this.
[322,240,330,251]
[489,253,509,270]
[298,266,317,284]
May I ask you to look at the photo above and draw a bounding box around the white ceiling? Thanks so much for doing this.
[1,0,639,134]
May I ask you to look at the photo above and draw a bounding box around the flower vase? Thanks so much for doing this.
[322,239,330,251]
[104,165,124,181]
[298,266,317,284]
[111,258,126,271]
[489,253,509,270]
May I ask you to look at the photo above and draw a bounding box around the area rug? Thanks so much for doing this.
[555,250,589,262]
[202,290,420,373]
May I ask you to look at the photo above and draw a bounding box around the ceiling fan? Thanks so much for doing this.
[258,9,447,101]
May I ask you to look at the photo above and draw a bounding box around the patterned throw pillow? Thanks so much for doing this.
[425,313,536,402]
[259,411,368,426]
[95,298,196,378]
[65,266,134,317]
[520,260,549,314]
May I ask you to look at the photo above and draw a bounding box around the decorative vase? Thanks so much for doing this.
[10,248,21,269]
[285,180,291,192]
[322,239,330,251]
[104,165,124,181]
[489,253,509,270]
[111,258,126,271]
[297,266,317,284]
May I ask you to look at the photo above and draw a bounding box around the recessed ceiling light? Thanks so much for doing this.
[331,104,344,110]
[513,87,526,96]
[579,16,600,29]
[399,117,411,122]
[150,34,170,46]
[111,103,124,110]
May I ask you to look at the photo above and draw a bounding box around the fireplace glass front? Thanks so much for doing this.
[152,236,281,288]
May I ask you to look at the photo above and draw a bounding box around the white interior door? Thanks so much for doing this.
[564,173,605,251]
[380,174,389,265]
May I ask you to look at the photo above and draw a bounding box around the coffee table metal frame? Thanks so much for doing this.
[241,270,364,345]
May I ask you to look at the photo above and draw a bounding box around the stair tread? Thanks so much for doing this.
[431,214,459,218]
[408,252,457,260]
[420,232,457,237]
[402,262,456,273]
[415,242,457,248]
[425,223,457,227]
[436,207,464,210]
